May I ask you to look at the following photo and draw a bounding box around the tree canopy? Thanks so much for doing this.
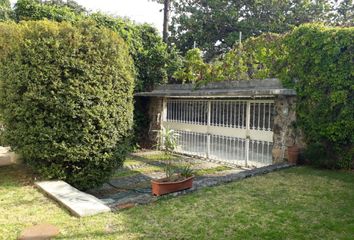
[169,0,353,60]
[0,0,12,21]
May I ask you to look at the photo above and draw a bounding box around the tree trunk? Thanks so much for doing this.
[163,0,171,43]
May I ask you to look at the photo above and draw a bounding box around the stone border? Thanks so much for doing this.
[167,163,294,197]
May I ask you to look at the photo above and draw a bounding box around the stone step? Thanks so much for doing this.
[35,181,111,217]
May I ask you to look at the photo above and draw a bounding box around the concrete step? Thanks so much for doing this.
[35,181,111,217]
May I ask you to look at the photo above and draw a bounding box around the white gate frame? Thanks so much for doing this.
[161,98,274,167]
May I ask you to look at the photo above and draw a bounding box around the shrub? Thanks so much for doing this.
[0,20,135,189]
[14,0,83,22]
[281,24,354,168]
[173,33,283,84]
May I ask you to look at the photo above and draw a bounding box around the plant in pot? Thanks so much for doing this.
[287,122,301,164]
[151,128,194,196]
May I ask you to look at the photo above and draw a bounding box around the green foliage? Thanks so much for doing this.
[159,128,180,180]
[90,13,174,90]
[174,33,283,84]
[170,0,345,60]
[281,24,354,168]
[13,3,178,92]
[333,0,354,26]
[14,0,83,22]
[173,48,210,84]
[179,164,194,178]
[161,128,179,153]
[0,0,12,21]
[11,2,181,148]
[0,20,135,189]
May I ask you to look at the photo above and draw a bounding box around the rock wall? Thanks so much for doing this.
[146,97,164,147]
[272,96,306,163]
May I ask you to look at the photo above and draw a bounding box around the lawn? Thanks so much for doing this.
[0,164,353,239]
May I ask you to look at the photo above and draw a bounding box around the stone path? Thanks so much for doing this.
[87,152,294,211]
[36,181,111,217]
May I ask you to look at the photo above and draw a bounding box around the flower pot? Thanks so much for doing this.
[151,176,194,196]
[288,145,299,164]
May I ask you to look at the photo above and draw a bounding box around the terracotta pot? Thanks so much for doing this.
[288,145,300,164]
[151,176,194,196]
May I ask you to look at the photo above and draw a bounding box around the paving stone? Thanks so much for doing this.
[19,223,59,240]
[35,181,111,217]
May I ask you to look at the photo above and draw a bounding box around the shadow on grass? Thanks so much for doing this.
[285,166,354,184]
[0,164,36,187]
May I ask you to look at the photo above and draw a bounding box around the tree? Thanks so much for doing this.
[333,0,354,26]
[14,0,82,22]
[0,0,12,21]
[150,0,172,43]
[169,0,335,60]
[163,0,171,43]
[43,0,87,14]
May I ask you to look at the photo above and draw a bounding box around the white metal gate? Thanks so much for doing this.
[162,98,274,167]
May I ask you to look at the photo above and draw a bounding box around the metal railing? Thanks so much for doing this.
[164,99,274,167]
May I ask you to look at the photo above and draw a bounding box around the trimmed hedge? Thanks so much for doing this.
[0,20,135,189]
[281,24,354,168]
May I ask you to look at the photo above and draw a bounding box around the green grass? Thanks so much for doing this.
[1,164,353,239]
[140,153,179,161]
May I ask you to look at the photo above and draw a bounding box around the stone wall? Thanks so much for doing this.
[272,95,306,163]
[146,97,164,147]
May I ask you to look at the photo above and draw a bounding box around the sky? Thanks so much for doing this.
[10,0,164,33]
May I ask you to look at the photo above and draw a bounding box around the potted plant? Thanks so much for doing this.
[288,145,300,164]
[151,128,194,196]
[287,122,301,164]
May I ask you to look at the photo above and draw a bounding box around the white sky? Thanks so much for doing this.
[10,0,164,33]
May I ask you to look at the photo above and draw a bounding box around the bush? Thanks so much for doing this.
[14,0,83,22]
[173,33,283,84]
[281,24,354,168]
[0,20,135,189]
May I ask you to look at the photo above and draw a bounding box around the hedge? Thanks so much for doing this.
[281,24,354,168]
[0,20,135,189]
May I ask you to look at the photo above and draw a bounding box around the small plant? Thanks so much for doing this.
[161,128,179,153]
[159,128,179,180]
[151,128,195,196]
[179,164,194,178]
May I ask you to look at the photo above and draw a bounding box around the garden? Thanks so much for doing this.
[0,0,353,239]
[1,164,354,239]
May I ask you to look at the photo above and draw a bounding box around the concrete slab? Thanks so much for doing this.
[35,180,111,217]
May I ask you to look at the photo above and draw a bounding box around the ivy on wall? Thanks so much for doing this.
[281,24,354,168]
[174,24,353,168]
